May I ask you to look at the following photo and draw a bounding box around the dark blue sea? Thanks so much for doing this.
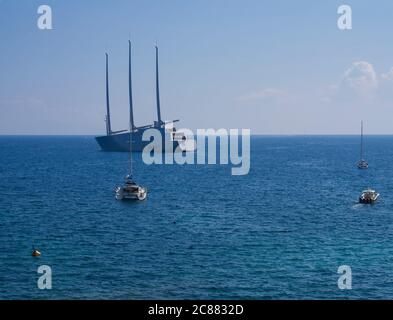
[1,135,393,299]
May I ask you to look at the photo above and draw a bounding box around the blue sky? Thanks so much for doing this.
[1,0,393,134]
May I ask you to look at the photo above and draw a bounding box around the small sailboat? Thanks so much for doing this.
[357,120,368,169]
[115,41,147,201]
[359,188,379,204]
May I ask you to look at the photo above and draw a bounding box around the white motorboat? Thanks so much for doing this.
[359,188,379,204]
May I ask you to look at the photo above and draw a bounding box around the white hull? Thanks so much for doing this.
[359,189,379,204]
[115,186,147,201]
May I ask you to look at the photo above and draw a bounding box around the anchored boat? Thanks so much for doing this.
[357,121,368,169]
[359,188,379,204]
[115,175,147,201]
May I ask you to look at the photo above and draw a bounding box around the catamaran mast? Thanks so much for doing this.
[105,53,112,135]
[360,120,364,160]
[155,46,162,126]
[129,41,135,131]
[128,41,134,176]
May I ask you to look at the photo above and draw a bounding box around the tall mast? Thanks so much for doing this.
[105,53,112,135]
[155,45,162,126]
[128,41,135,131]
[360,120,364,160]
[128,41,134,176]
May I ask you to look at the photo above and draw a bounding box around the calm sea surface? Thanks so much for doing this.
[1,135,393,299]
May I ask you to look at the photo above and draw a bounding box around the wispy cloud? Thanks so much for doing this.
[0,97,48,110]
[381,67,393,81]
[237,61,393,113]
[237,88,292,104]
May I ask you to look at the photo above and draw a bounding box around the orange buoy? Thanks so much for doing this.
[32,249,41,257]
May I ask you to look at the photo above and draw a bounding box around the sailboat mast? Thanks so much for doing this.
[155,46,162,126]
[129,41,135,131]
[128,42,133,176]
[105,53,112,135]
[360,120,364,160]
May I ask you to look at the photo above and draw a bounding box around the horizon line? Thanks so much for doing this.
[2,133,393,137]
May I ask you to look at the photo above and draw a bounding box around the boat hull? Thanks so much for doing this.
[359,198,376,204]
[115,186,147,201]
[95,127,180,152]
[359,194,379,204]
[357,160,368,169]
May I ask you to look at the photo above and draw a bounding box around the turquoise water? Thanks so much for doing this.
[1,135,393,299]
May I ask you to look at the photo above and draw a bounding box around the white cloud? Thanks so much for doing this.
[341,61,378,97]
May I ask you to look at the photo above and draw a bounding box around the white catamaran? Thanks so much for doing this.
[357,120,368,169]
[115,41,147,201]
